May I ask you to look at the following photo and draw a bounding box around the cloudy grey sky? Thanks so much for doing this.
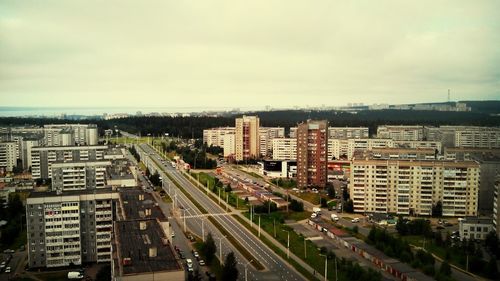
[1,0,499,109]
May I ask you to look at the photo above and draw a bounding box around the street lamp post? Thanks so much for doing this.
[282,230,290,259]
[243,259,253,281]
[216,236,226,266]
[201,217,205,242]
[182,208,190,232]
[319,254,328,281]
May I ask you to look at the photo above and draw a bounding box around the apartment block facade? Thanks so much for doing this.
[272,138,297,160]
[259,127,285,157]
[328,127,369,139]
[202,127,235,147]
[235,116,260,161]
[51,161,111,192]
[31,145,107,179]
[0,141,17,172]
[296,120,328,188]
[26,189,118,268]
[349,159,480,216]
[376,125,424,141]
[44,124,98,146]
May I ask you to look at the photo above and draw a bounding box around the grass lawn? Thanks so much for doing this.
[138,162,147,171]
[402,234,474,275]
[238,211,363,281]
[34,271,69,281]
[295,192,321,205]
[189,172,248,210]
[161,195,172,203]
[237,168,264,180]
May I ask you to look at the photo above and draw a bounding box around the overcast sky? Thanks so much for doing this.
[1,0,499,109]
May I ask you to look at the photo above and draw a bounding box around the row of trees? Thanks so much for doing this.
[128,146,140,162]
[200,233,239,281]
[0,193,25,247]
[161,141,217,169]
[317,246,382,281]
[366,227,438,277]
[387,221,498,279]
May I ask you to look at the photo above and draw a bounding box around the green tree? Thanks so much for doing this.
[221,252,239,281]
[396,216,408,235]
[485,231,499,257]
[344,199,354,213]
[326,184,336,199]
[320,197,328,208]
[202,233,217,264]
[485,257,498,278]
[439,261,451,276]
[95,265,111,281]
[289,199,304,212]
[432,201,442,217]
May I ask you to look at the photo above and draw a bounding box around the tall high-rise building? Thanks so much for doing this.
[235,116,260,161]
[26,189,118,268]
[0,141,17,172]
[296,120,328,189]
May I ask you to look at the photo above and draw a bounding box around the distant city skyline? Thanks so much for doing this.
[1,1,499,107]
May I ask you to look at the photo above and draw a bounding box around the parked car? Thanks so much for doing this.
[351,218,360,223]
[193,251,200,259]
[199,259,206,266]
[5,266,11,273]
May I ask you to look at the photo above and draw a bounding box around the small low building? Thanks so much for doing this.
[459,217,494,240]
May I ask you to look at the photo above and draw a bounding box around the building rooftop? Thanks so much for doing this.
[118,188,166,221]
[28,187,115,198]
[114,219,181,275]
[461,217,493,225]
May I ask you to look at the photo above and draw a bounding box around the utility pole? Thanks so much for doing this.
[319,254,328,281]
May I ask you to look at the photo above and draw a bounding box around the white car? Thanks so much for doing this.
[310,213,317,219]
[351,218,360,223]
[5,266,11,273]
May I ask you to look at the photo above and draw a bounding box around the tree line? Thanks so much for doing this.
[1,107,499,139]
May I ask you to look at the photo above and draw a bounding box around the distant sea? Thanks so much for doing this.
[0,106,265,118]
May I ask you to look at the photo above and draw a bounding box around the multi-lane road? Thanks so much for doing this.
[135,143,307,281]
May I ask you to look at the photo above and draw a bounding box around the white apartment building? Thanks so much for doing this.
[51,161,111,192]
[494,176,500,236]
[0,142,17,172]
[259,127,285,157]
[328,138,395,160]
[459,217,494,241]
[27,189,118,268]
[454,126,500,148]
[44,124,98,146]
[328,127,369,139]
[223,134,235,157]
[202,127,235,147]
[377,125,424,141]
[426,126,500,149]
[350,159,480,216]
[21,138,41,170]
[328,139,349,160]
[394,140,442,154]
[272,138,297,160]
[31,145,107,179]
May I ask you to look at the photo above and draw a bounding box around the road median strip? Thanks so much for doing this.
[162,171,265,271]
